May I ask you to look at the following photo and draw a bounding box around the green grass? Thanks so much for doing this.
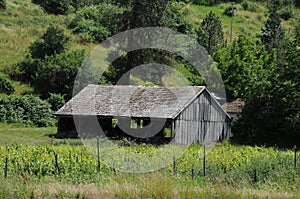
[1,174,299,198]
[0,124,299,198]
[0,123,83,146]
[0,138,299,198]
[0,0,94,76]
[0,0,96,94]
[0,0,64,70]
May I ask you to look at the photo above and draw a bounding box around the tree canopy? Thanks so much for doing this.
[196,11,224,56]
[261,11,285,53]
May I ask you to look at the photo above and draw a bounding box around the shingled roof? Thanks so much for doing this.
[223,98,245,113]
[55,84,209,119]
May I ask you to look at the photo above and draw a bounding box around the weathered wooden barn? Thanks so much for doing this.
[55,84,231,144]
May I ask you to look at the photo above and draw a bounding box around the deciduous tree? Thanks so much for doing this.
[30,26,69,59]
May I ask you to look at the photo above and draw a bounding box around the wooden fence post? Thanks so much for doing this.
[253,166,257,183]
[69,152,72,169]
[203,145,206,176]
[294,145,297,170]
[55,153,60,175]
[25,162,30,175]
[173,157,176,175]
[97,137,100,172]
[191,165,195,180]
[4,157,8,178]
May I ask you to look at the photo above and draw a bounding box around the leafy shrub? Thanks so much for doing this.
[0,0,6,9]
[47,93,65,111]
[69,0,103,11]
[193,0,242,6]
[0,73,15,95]
[13,26,70,83]
[12,56,39,82]
[32,0,104,14]
[162,1,193,34]
[32,0,70,15]
[72,19,110,43]
[29,26,69,59]
[279,8,293,20]
[68,3,126,43]
[296,24,300,46]
[0,95,53,127]
[33,50,85,99]
[241,1,259,12]
[193,0,217,6]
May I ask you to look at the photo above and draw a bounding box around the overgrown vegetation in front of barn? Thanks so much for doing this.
[0,142,299,198]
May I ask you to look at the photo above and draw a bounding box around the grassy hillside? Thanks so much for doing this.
[186,2,299,39]
[0,0,299,93]
[1,0,299,71]
[0,0,61,70]
[0,0,94,70]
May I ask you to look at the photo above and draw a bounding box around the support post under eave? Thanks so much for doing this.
[170,120,175,140]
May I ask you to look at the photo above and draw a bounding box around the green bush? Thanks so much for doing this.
[162,1,193,34]
[68,3,126,43]
[32,0,70,15]
[12,56,39,82]
[29,26,69,59]
[193,0,242,6]
[47,93,65,111]
[0,95,54,127]
[72,19,110,43]
[33,50,85,99]
[13,26,70,83]
[296,24,300,46]
[0,73,15,95]
[193,0,216,6]
[70,0,103,11]
[32,0,104,14]
[241,1,259,12]
[279,8,293,20]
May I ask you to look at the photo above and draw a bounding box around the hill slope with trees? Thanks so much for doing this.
[0,0,299,146]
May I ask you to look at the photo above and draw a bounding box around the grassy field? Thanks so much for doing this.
[0,124,299,198]
[1,174,299,198]
[0,123,82,146]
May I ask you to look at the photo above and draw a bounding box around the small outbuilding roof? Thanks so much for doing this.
[223,98,245,113]
[55,84,229,119]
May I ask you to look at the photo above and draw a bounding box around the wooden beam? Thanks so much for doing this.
[171,120,175,139]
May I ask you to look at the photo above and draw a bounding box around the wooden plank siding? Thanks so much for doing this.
[174,90,230,145]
